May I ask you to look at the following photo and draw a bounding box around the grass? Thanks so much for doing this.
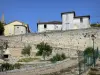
[18,57,40,62]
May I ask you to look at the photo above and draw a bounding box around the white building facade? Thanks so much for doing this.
[62,11,90,30]
[37,11,90,32]
[37,21,62,32]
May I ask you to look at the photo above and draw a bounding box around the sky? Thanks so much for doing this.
[0,0,100,32]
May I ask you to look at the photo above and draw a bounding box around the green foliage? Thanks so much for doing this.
[0,63,13,71]
[21,45,31,56]
[18,58,39,62]
[0,63,22,72]
[95,47,99,59]
[50,53,66,63]
[91,24,100,27]
[0,22,4,35]
[13,63,22,69]
[36,42,52,60]
[84,47,94,56]
[61,53,66,60]
[84,47,98,66]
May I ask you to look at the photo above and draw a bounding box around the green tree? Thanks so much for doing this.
[84,47,94,56]
[0,22,4,35]
[21,45,31,56]
[84,47,94,66]
[36,42,52,60]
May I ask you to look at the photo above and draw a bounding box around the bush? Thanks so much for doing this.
[84,47,94,56]
[0,63,22,72]
[91,24,100,27]
[50,53,66,63]
[14,63,22,69]
[18,58,40,62]
[21,45,31,56]
[36,42,52,60]
[0,63,14,71]
[61,53,66,60]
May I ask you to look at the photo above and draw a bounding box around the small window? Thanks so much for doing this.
[44,24,47,28]
[17,27,19,28]
[80,18,83,22]
[55,25,58,28]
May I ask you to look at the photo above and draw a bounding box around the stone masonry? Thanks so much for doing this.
[0,27,100,57]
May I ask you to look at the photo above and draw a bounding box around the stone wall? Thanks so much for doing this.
[0,27,100,57]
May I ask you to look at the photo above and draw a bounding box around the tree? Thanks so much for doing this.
[0,22,4,35]
[21,45,31,56]
[36,42,52,60]
[84,47,94,56]
[84,47,94,66]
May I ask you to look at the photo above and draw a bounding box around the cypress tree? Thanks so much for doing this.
[0,22,4,35]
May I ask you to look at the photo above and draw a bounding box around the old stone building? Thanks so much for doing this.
[0,14,30,36]
[37,11,90,32]
[37,21,62,32]
[4,20,30,36]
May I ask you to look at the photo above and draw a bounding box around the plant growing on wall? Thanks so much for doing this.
[0,22,4,35]
[21,45,31,56]
[36,42,52,60]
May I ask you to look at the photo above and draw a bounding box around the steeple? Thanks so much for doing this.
[1,13,5,24]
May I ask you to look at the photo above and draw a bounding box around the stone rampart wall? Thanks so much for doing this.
[0,28,100,57]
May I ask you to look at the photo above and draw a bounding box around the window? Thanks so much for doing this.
[21,31,23,33]
[44,24,47,28]
[80,18,83,22]
[55,25,58,29]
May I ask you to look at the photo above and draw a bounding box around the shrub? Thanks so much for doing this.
[91,24,100,27]
[0,63,22,72]
[21,45,31,56]
[50,53,66,63]
[61,53,66,60]
[84,47,94,56]
[18,58,40,62]
[0,63,14,71]
[36,42,52,60]
[14,63,22,69]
